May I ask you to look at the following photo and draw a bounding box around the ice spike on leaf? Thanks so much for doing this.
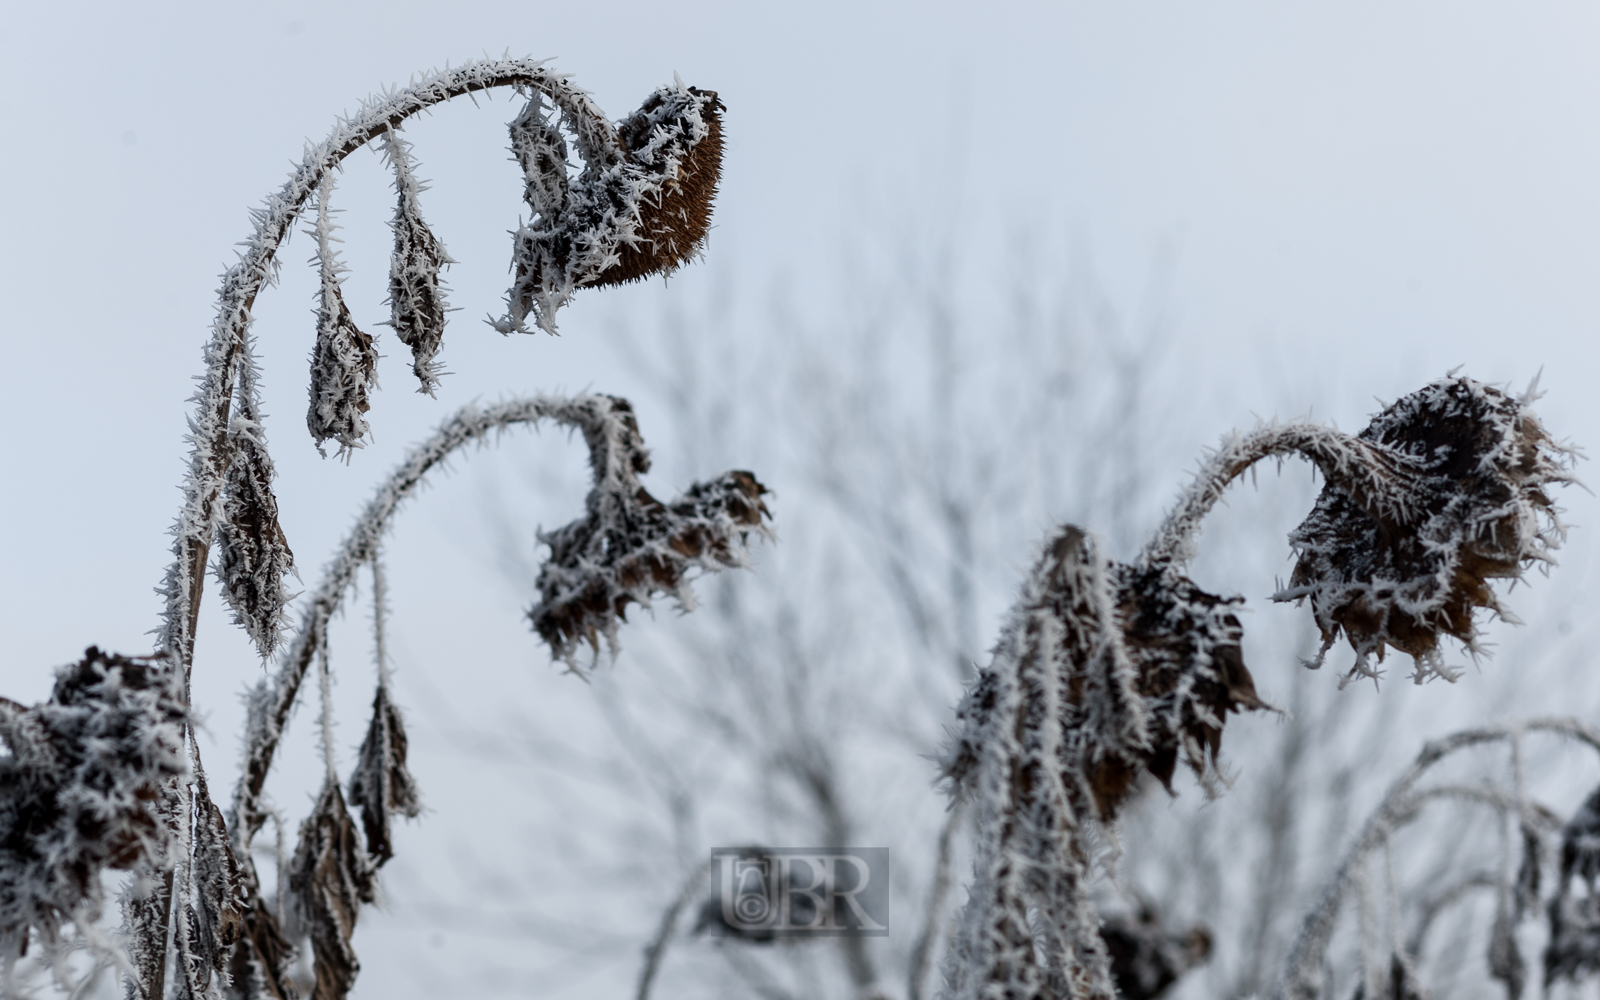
[347,685,420,867]
[288,778,375,1000]
[215,413,295,658]
[381,129,453,395]
[306,177,378,457]
[496,83,724,335]
[1279,376,1576,683]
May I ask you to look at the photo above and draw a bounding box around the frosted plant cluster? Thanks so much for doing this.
[0,649,185,970]
[213,394,766,997]
[0,58,754,1000]
[941,377,1576,1000]
[496,81,724,335]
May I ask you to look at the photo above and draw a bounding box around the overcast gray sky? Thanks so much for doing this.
[3,2,1600,994]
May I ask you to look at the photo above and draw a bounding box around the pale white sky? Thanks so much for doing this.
[3,3,1599,995]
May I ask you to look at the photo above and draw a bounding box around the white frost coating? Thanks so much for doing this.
[380,129,453,395]
[306,175,378,457]
[939,377,1573,998]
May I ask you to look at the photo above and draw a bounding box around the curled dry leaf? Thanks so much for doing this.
[497,83,724,334]
[1279,377,1575,683]
[227,873,296,1000]
[529,397,770,664]
[381,130,453,395]
[346,685,421,867]
[180,771,244,995]
[215,415,296,658]
[1546,785,1600,986]
[1112,564,1267,805]
[306,179,378,457]
[0,649,185,946]
[288,779,375,1000]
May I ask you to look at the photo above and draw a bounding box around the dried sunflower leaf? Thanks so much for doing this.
[381,130,453,395]
[306,179,377,457]
[347,685,420,867]
[288,779,375,1000]
[215,415,296,658]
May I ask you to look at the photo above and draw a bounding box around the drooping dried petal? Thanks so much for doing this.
[226,862,296,1000]
[0,649,186,946]
[306,179,378,457]
[346,685,420,867]
[288,778,375,1000]
[1113,564,1267,800]
[528,397,770,664]
[1280,377,1574,683]
[508,94,570,225]
[215,415,295,658]
[496,84,724,335]
[381,129,453,395]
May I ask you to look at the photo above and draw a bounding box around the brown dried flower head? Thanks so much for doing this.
[1279,377,1575,683]
[529,398,770,664]
[498,84,724,334]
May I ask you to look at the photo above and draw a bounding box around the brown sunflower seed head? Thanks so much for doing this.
[497,85,724,334]
[1282,376,1574,683]
[590,86,724,288]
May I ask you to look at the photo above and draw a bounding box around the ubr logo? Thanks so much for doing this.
[709,848,889,937]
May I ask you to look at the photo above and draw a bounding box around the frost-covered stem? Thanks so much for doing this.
[371,552,392,690]
[635,860,710,1000]
[229,395,628,849]
[157,56,619,680]
[1270,718,1600,1000]
[908,798,965,1000]
[1139,423,1428,568]
[315,641,337,785]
